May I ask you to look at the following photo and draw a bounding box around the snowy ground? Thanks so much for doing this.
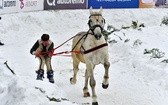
[1,8,168,105]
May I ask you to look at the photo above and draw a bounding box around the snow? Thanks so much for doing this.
[1,8,168,105]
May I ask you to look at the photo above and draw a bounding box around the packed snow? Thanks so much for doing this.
[1,8,168,105]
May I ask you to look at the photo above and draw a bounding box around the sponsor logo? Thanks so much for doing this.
[96,0,116,1]
[142,0,153,3]
[25,0,37,7]
[4,0,16,7]
[0,0,3,9]
[47,0,55,6]
[96,0,131,2]
[47,0,85,6]
[19,0,37,9]
[19,0,24,9]
[57,0,85,4]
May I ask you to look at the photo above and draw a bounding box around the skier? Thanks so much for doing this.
[30,34,54,83]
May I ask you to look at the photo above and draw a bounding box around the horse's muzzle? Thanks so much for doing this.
[95,34,102,40]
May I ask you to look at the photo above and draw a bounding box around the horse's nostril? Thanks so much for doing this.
[95,34,102,40]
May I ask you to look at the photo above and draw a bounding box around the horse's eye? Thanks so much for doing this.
[101,20,104,23]
[89,20,93,25]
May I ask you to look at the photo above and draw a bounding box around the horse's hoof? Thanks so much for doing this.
[70,77,73,82]
[102,83,109,89]
[70,77,76,84]
[84,92,90,97]
[70,78,73,84]
[92,102,98,105]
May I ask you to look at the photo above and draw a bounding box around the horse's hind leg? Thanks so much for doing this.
[102,61,110,89]
[70,58,79,84]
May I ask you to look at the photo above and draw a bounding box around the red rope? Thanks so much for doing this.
[41,49,81,57]
[41,32,90,57]
[41,35,78,57]
[52,50,81,57]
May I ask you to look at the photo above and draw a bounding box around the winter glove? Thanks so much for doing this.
[33,50,41,57]
[48,50,54,57]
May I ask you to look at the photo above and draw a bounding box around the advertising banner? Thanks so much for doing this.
[88,0,139,9]
[0,0,18,14]
[18,0,43,12]
[139,0,168,8]
[139,0,155,8]
[44,0,87,10]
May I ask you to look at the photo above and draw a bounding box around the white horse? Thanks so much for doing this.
[70,7,110,105]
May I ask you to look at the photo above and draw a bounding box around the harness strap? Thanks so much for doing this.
[71,33,88,51]
[89,14,102,18]
[83,43,108,54]
[53,50,80,56]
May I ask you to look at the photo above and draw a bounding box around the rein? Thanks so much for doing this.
[41,14,106,57]
[71,32,88,51]
[41,34,79,56]
[89,14,102,18]
[41,32,108,57]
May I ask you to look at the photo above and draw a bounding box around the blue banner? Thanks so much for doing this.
[88,0,139,9]
[44,0,87,10]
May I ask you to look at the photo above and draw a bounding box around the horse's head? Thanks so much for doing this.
[88,7,105,40]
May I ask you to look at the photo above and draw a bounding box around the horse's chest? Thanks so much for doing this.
[84,47,107,64]
[82,36,107,64]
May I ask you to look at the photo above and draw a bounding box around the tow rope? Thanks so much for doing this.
[40,34,80,57]
[41,33,108,57]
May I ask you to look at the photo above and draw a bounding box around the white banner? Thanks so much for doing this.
[0,0,18,14]
[0,0,44,15]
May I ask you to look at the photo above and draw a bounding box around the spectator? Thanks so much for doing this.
[155,0,166,6]
[0,17,4,46]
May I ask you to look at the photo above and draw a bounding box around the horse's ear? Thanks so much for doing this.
[99,6,103,14]
[89,6,93,15]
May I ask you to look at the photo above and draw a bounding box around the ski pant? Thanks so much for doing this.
[37,56,52,71]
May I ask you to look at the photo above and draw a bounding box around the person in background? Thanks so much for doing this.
[155,0,166,6]
[0,17,4,46]
[30,34,54,83]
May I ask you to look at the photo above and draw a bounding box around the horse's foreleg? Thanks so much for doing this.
[90,72,98,105]
[70,59,79,84]
[83,69,90,97]
[86,64,98,105]
[102,61,110,89]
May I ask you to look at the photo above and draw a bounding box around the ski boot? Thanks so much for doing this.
[47,70,54,83]
[36,69,44,80]
[0,41,4,46]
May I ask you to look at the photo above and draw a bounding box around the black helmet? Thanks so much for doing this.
[41,34,49,41]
